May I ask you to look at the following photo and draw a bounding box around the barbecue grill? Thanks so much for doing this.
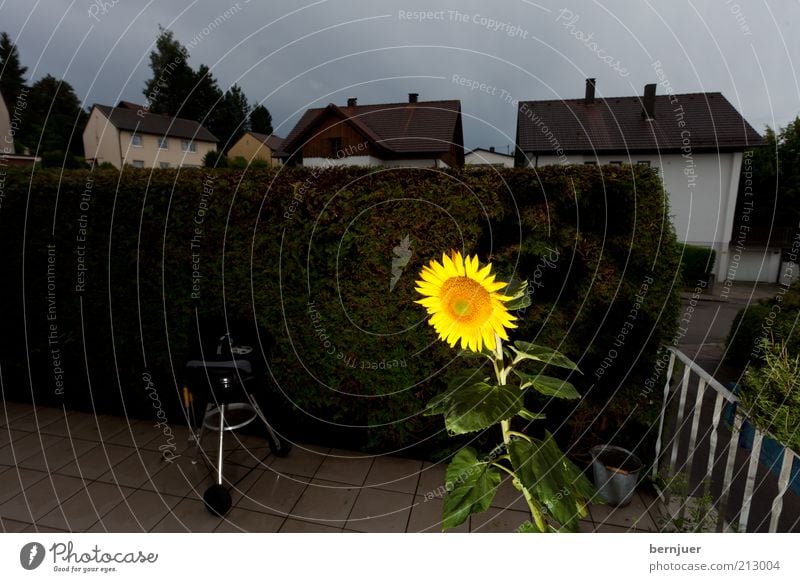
[184,317,290,516]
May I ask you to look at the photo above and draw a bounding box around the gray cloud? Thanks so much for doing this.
[2,0,797,149]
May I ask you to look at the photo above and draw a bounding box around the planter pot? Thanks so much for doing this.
[590,445,643,507]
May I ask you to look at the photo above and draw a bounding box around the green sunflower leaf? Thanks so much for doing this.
[510,341,581,372]
[508,432,594,532]
[441,447,502,531]
[434,381,524,435]
[502,279,531,311]
[514,371,581,400]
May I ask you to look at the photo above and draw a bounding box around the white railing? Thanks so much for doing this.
[654,347,799,533]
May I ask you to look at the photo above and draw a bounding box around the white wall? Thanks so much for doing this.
[0,90,15,155]
[465,150,513,167]
[528,152,744,282]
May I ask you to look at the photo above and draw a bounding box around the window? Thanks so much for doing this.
[159,162,170,169]
[131,160,144,168]
[159,137,169,150]
[328,137,342,157]
[636,160,651,167]
[131,134,142,147]
[181,140,197,153]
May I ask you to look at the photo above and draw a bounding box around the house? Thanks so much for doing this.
[280,94,464,168]
[227,131,284,166]
[465,147,514,167]
[82,101,218,169]
[0,89,12,155]
[0,88,40,166]
[515,79,764,283]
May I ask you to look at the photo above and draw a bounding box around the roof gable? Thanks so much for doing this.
[282,99,462,156]
[517,92,762,154]
[93,103,218,142]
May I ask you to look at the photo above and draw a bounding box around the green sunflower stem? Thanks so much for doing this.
[494,334,548,532]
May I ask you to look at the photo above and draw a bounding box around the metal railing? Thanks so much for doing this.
[654,347,799,532]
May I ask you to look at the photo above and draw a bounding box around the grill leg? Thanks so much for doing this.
[216,403,226,486]
[192,403,213,465]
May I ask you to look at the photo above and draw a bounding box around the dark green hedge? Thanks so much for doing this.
[680,244,716,287]
[0,165,680,459]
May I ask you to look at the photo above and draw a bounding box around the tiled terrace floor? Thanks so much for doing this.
[0,402,663,533]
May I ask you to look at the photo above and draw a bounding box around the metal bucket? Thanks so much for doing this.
[591,445,642,507]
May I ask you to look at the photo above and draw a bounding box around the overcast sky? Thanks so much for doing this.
[1,0,797,150]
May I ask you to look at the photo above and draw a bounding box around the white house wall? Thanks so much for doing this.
[0,91,14,155]
[529,152,743,282]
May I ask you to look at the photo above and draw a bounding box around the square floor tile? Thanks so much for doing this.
[1,517,31,532]
[141,454,211,497]
[590,491,658,531]
[407,495,469,533]
[89,490,181,532]
[237,471,309,516]
[279,518,341,533]
[17,436,95,473]
[150,498,222,532]
[56,444,136,480]
[469,506,531,533]
[215,508,285,532]
[97,449,169,488]
[490,476,530,512]
[268,444,328,478]
[416,461,448,500]
[0,432,63,466]
[346,488,413,533]
[37,482,132,531]
[103,420,163,449]
[314,449,373,485]
[0,467,49,504]
[38,412,100,439]
[6,407,68,432]
[0,474,86,522]
[0,428,29,449]
[141,424,196,455]
[66,414,129,443]
[289,479,359,527]
[363,456,422,494]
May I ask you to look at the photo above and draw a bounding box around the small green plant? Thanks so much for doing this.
[656,471,719,532]
[739,337,800,451]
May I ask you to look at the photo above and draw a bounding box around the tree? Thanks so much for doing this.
[213,84,250,150]
[189,64,223,128]
[249,104,273,135]
[27,75,88,162]
[143,27,196,117]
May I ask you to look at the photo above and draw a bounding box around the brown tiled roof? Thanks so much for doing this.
[248,132,284,151]
[282,100,462,156]
[517,92,762,154]
[93,104,218,142]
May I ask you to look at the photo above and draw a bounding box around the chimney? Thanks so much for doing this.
[408,93,419,103]
[585,78,596,103]
[347,97,357,107]
[642,83,657,119]
[489,146,495,153]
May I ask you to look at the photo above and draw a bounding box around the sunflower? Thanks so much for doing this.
[415,251,517,352]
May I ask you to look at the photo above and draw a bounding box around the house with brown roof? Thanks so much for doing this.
[227,131,283,166]
[0,89,12,155]
[280,94,464,168]
[82,101,218,169]
[515,79,765,283]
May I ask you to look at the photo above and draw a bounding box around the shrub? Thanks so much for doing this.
[0,165,680,459]
[680,244,715,287]
[739,338,800,451]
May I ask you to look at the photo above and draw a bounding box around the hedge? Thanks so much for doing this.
[680,244,716,287]
[0,165,680,460]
